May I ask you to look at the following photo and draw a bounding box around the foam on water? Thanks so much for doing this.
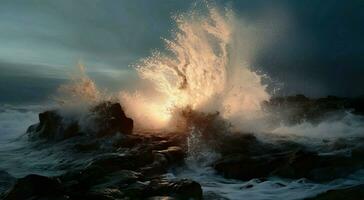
[272,112,364,139]
[0,105,94,177]
[168,167,364,200]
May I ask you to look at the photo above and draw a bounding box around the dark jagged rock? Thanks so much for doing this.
[143,179,203,200]
[305,184,364,200]
[147,196,177,200]
[27,110,80,139]
[86,151,154,174]
[26,101,133,140]
[92,101,133,136]
[141,153,170,177]
[113,134,144,148]
[82,188,125,200]
[156,146,185,165]
[141,146,185,177]
[2,174,64,200]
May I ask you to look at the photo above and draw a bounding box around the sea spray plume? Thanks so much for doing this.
[122,5,271,132]
[55,62,101,107]
[53,63,113,134]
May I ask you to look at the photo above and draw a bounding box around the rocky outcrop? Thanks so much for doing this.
[3,131,201,200]
[27,110,80,139]
[12,96,364,199]
[8,108,200,200]
[27,101,133,140]
[91,102,133,136]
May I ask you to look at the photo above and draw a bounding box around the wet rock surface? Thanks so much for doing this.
[26,101,134,140]
[2,132,201,200]
[3,102,201,200]
[3,97,364,199]
[91,102,133,137]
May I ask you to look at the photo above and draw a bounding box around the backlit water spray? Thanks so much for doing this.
[120,5,271,131]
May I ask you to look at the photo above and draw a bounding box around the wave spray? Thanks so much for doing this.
[121,5,270,131]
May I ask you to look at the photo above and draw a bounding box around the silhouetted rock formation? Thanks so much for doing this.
[26,101,133,140]
[91,101,133,136]
[26,110,79,139]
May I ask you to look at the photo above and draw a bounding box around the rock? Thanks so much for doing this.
[113,134,144,148]
[27,110,80,140]
[144,179,203,200]
[0,171,16,194]
[156,146,185,165]
[140,146,186,177]
[83,188,125,200]
[217,133,270,156]
[92,170,142,189]
[119,181,150,199]
[2,174,64,200]
[305,184,364,200]
[92,102,133,136]
[76,170,142,200]
[74,141,100,152]
[141,153,169,177]
[146,196,177,200]
[26,101,133,140]
[86,151,154,174]
[150,140,174,151]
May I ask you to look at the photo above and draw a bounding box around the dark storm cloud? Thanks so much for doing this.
[0,0,363,104]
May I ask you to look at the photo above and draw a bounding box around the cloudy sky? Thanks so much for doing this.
[1,0,363,104]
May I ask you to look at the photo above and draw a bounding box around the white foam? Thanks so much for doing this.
[272,112,364,139]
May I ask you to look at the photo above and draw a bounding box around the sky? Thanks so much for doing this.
[1,0,363,104]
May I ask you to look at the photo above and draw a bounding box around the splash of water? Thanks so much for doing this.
[122,6,270,131]
[55,62,101,107]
